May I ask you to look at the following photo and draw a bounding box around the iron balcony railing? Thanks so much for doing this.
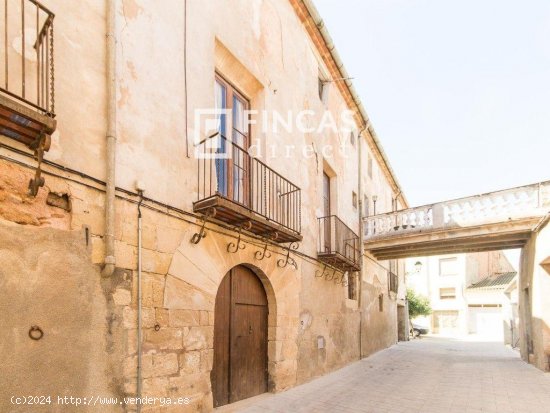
[196,133,301,235]
[318,215,361,270]
[1,0,55,115]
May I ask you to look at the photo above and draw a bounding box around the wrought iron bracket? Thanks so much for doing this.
[190,208,216,244]
[315,264,328,278]
[277,242,299,270]
[255,232,278,261]
[325,267,337,282]
[227,221,252,253]
[27,132,51,197]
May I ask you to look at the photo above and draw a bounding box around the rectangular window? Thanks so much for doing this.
[352,191,357,209]
[439,257,458,276]
[214,74,250,205]
[347,273,357,300]
[378,293,384,311]
[318,77,325,101]
[439,287,456,300]
[363,195,369,216]
[322,172,331,252]
[350,131,356,147]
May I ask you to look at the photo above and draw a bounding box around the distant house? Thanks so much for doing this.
[406,252,516,339]
[464,272,517,339]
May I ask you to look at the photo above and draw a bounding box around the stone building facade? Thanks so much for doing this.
[0,0,408,411]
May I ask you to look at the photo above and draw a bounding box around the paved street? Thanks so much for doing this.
[220,337,550,413]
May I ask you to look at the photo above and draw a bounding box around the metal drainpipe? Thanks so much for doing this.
[357,122,369,359]
[102,0,117,277]
[136,191,143,411]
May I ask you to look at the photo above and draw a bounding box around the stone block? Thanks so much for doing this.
[164,275,214,310]
[91,236,105,264]
[113,288,132,306]
[183,326,213,351]
[200,349,213,372]
[115,240,137,270]
[199,311,209,326]
[145,352,179,378]
[142,224,158,251]
[156,308,169,326]
[168,372,211,397]
[157,226,184,253]
[142,249,172,275]
[143,328,183,351]
[123,306,155,329]
[169,309,200,327]
[179,351,201,374]
[142,376,169,397]
[139,273,166,308]
[121,220,138,246]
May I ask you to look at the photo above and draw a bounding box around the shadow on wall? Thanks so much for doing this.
[0,221,125,413]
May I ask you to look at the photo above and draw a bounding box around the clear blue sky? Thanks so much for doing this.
[314,0,550,207]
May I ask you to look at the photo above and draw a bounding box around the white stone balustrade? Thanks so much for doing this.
[364,181,550,240]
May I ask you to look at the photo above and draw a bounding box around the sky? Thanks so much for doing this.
[314,0,550,207]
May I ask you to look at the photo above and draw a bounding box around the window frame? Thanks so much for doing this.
[214,73,251,205]
[439,287,456,300]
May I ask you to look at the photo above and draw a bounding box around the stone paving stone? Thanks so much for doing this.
[220,337,550,413]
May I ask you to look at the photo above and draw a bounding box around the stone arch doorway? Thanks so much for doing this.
[211,265,269,407]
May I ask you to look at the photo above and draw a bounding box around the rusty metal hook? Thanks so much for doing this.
[190,208,216,244]
[277,242,299,270]
[28,132,50,197]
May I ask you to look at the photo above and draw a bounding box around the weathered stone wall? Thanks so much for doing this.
[359,258,398,357]
[297,265,360,384]
[0,219,124,413]
[0,0,405,410]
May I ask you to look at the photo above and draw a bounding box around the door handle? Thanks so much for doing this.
[249,325,253,335]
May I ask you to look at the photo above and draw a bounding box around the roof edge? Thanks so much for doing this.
[296,0,408,208]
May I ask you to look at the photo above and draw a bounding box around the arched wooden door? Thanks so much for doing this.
[212,265,268,407]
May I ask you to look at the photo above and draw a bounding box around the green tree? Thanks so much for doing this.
[407,288,432,319]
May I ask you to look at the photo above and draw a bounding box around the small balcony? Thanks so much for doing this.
[317,215,361,272]
[0,0,56,150]
[194,134,301,243]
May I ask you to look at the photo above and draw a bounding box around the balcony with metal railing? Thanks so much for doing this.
[1,0,56,151]
[194,133,301,243]
[317,215,360,272]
